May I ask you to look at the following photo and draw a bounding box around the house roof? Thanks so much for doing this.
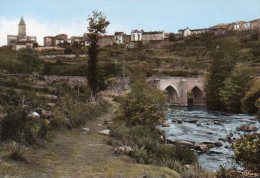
[143,31,163,35]
[131,29,144,33]
[19,16,26,25]
[114,32,124,35]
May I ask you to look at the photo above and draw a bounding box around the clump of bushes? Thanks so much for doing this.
[110,74,197,174]
[242,79,260,114]
[233,133,260,171]
[5,141,27,162]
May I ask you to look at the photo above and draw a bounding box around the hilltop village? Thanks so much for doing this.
[1,12,260,178]
[6,16,260,51]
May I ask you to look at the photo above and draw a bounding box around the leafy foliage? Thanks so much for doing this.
[250,30,259,41]
[87,11,110,94]
[120,75,166,126]
[220,63,254,113]
[206,43,238,111]
[233,133,260,171]
[242,79,260,114]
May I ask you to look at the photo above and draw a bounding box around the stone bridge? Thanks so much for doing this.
[147,77,206,106]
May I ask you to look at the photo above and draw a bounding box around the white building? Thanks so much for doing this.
[131,30,143,42]
[184,27,192,37]
[114,32,125,44]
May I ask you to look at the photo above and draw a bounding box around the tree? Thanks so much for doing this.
[87,11,110,95]
[206,43,238,111]
[249,30,259,41]
[120,74,166,127]
[168,33,176,42]
[242,79,260,114]
[220,63,254,113]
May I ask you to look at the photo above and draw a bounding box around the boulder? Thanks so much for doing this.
[166,139,175,144]
[41,110,53,119]
[27,111,40,120]
[237,125,257,132]
[186,119,197,124]
[47,103,56,108]
[162,123,170,127]
[82,128,90,132]
[159,135,165,141]
[175,140,195,149]
[171,119,177,123]
[43,119,50,126]
[167,140,195,149]
[177,119,183,124]
[213,120,223,126]
[98,129,110,136]
[202,142,215,148]
[114,146,132,154]
[214,141,223,147]
[195,144,209,153]
[45,94,58,102]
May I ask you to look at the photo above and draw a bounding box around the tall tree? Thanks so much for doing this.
[220,63,254,113]
[206,43,238,111]
[87,11,110,95]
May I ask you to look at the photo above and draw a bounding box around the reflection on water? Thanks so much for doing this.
[162,106,260,171]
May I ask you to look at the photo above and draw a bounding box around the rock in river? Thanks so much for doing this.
[195,144,209,153]
[237,125,257,132]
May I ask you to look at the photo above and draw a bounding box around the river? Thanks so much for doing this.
[162,106,260,171]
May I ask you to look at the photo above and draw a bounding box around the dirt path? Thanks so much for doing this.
[0,98,180,178]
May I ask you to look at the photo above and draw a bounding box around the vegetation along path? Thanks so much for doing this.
[0,98,180,178]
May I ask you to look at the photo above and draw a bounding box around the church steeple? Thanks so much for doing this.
[18,16,26,39]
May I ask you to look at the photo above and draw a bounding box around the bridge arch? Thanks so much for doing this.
[189,86,204,106]
[165,85,179,104]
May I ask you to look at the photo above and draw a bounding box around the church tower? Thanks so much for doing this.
[18,16,26,39]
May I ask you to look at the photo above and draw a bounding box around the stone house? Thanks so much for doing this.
[54,34,69,47]
[190,28,207,36]
[71,36,86,48]
[250,19,260,30]
[114,32,125,44]
[44,36,55,47]
[178,27,191,37]
[179,27,207,37]
[98,35,114,47]
[44,34,70,48]
[142,31,164,41]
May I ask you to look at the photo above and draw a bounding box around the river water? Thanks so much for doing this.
[162,106,260,171]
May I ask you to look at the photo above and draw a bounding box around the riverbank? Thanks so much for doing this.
[0,97,180,178]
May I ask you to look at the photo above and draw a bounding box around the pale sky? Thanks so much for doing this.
[0,0,259,46]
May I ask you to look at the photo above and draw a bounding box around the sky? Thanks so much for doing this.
[0,0,259,46]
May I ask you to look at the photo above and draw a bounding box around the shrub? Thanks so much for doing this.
[242,79,260,114]
[5,141,26,162]
[215,166,242,178]
[250,30,259,41]
[233,133,260,171]
[220,63,254,113]
[120,76,166,126]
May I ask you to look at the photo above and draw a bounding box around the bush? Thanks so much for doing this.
[5,141,26,162]
[120,76,166,126]
[220,63,254,113]
[242,79,260,114]
[233,133,260,171]
[215,166,242,178]
[250,30,259,41]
